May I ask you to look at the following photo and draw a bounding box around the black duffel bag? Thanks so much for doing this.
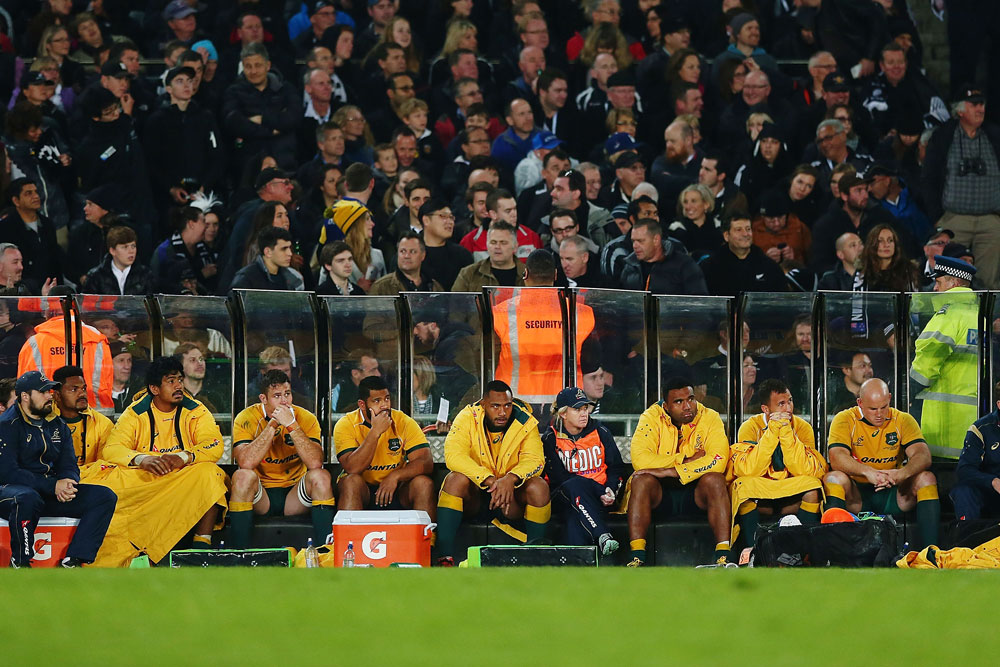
[753,517,900,567]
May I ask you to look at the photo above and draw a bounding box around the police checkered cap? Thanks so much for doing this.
[932,255,976,282]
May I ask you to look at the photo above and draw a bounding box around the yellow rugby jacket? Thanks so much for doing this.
[630,401,730,484]
[444,402,544,488]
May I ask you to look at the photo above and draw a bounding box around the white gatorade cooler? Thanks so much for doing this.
[332,510,434,567]
[0,518,79,567]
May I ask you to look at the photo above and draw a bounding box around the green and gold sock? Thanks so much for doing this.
[435,491,464,558]
[629,539,647,564]
[916,484,941,549]
[738,501,759,548]
[228,501,254,549]
[796,500,821,524]
[714,541,731,562]
[824,482,847,510]
[524,502,551,543]
[311,498,336,546]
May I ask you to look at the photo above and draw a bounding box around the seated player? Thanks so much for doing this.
[229,370,335,548]
[824,378,940,548]
[51,365,115,467]
[951,380,1000,521]
[542,387,624,555]
[333,376,435,515]
[626,377,732,567]
[435,381,551,566]
[728,379,826,549]
[0,371,117,567]
[84,356,228,566]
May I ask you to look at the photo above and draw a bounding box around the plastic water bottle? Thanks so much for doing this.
[304,538,319,568]
[343,541,355,568]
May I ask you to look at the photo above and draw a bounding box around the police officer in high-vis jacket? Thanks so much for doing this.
[0,371,117,567]
[910,256,979,459]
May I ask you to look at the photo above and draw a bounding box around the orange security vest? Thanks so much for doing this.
[18,316,114,409]
[492,290,595,403]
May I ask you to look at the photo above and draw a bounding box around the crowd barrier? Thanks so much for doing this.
[1,288,992,463]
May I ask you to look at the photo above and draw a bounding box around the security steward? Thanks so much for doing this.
[0,371,117,567]
[492,250,596,407]
[909,255,979,458]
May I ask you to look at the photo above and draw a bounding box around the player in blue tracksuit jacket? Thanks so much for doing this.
[542,387,625,556]
[952,405,1000,520]
[0,372,116,567]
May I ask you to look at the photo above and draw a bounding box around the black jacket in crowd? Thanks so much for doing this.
[143,100,226,204]
[222,72,301,170]
[701,244,787,297]
[0,208,63,286]
[83,254,154,296]
[619,239,708,295]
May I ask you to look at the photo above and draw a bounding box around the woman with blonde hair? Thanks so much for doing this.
[428,19,482,87]
[327,200,385,290]
[412,355,439,416]
[365,15,423,76]
[604,107,637,137]
[332,105,375,166]
[578,22,633,69]
[667,184,723,261]
[37,24,85,93]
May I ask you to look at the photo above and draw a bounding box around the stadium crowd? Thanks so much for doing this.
[1,0,1000,567]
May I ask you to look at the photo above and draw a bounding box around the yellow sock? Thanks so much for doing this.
[738,500,758,515]
[524,502,551,524]
[629,539,646,552]
[715,541,730,551]
[800,500,821,513]
[916,484,939,502]
[825,482,846,501]
[229,501,253,512]
[192,534,212,546]
[312,497,336,507]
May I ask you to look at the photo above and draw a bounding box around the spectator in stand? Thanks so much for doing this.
[230,228,304,292]
[222,43,300,172]
[717,69,796,155]
[419,200,473,291]
[143,65,224,209]
[0,179,63,289]
[83,225,153,296]
[619,218,707,295]
[867,161,931,243]
[810,172,898,274]
[559,235,605,288]
[503,45,545,109]
[923,86,1000,290]
[296,121,347,192]
[150,206,216,294]
[327,200,385,292]
[536,69,580,157]
[698,151,749,220]
[666,184,724,263]
[800,0,888,79]
[293,1,338,58]
[734,122,798,212]
[316,242,365,296]
[545,169,613,248]
[651,120,702,218]
[817,232,864,291]
[811,118,874,192]
[492,98,540,174]
[0,244,54,296]
[858,223,918,292]
[915,227,954,290]
[547,208,599,257]
[369,232,443,295]
[517,149,570,233]
[514,130,563,196]
[784,164,825,228]
[701,212,786,296]
[601,196,656,283]
[441,127,492,203]
[752,189,812,267]
[464,188,542,263]
[67,185,120,287]
[576,52,618,116]
[452,222,526,291]
[598,151,646,212]
[711,13,779,84]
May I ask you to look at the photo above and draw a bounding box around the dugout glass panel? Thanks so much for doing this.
[0,294,74,389]
[237,289,319,428]
[738,293,817,427]
[572,288,646,436]
[655,295,734,435]
[402,292,483,432]
[819,291,900,451]
[74,295,154,419]
[484,287,568,414]
[156,295,236,461]
[904,290,985,459]
[321,295,401,459]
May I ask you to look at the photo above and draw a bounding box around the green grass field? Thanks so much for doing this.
[2,568,998,665]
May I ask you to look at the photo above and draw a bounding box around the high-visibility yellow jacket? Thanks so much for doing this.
[909,286,979,458]
[444,401,544,488]
[630,401,730,484]
[18,316,114,409]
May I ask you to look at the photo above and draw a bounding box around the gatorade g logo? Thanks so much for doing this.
[362,531,387,559]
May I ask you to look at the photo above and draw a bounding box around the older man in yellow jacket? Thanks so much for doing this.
[626,376,731,566]
[728,378,826,549]
[435,380,550,566]
[80,356,227,566]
